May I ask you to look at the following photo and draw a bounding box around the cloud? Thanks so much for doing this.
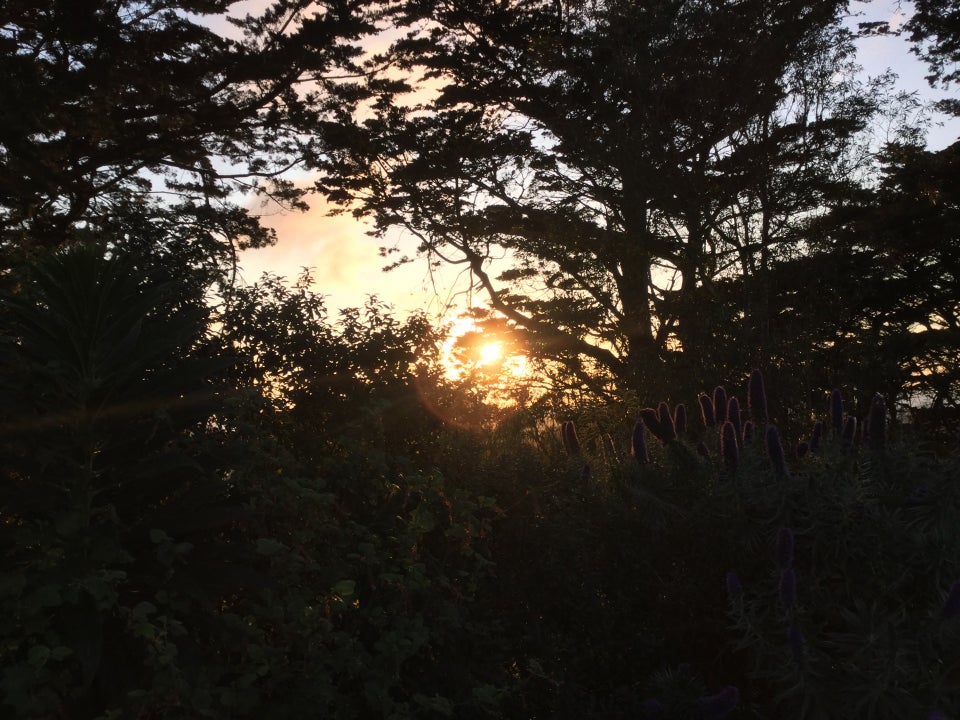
[238,196,445,315]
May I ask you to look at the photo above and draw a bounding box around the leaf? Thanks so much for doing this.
[332,579,356,597]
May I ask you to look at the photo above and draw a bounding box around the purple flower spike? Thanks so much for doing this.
[714,386,728,424]
[631,420,650,464]
[721,421,739,473]
[742,420,754,444]
[580,463,592,482]
[809,420,823,454]
[868,393,887,451]
[766,425,788,477]
[779,568,797,608]
[699,393,716,427]
[726,570,742,598]
[830,388,844,433]
[748,368,768,422]
[657,401,677,442]
[640,407,675,445]
[776,527,794,569]
[929,712,947,720]
[698,686,740,720]
[728,397,742,447]
[674,403,687,436]
[641,698,665,719]
[562,420,582,455]
[787,622,805,664]
[841,415,857,450]
[942,579,960,620]
[796,441,809,458]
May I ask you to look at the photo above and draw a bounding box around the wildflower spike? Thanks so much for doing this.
[766,425,788,477]
[841,415,857,450]
[809,420,823,454]
[714,386,728,424]
[673,403,687,436]
[742,420,754,444]
[699,393,716,427]
[563,420,582,455]
[631,420,650,464]
[748,368,768,422]
[727,397,742,447]
[657,401,677,442]
[721,421,739,473]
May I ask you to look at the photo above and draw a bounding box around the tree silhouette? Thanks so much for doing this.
[317,0,913,400]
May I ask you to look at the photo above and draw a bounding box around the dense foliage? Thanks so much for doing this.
[2,248,958,718]
[1,1,959,719]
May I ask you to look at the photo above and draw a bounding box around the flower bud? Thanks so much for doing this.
[841,415,857,450]
[562,420,581,455]
[657,401,677,442]
[721,421,739,472]
[728,397,742,447]
[640,407,671,445]
[699,393,716,427]
[714,386,728,424]
[673,403,687,436]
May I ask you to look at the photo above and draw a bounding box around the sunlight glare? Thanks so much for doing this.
[479,342,502,365]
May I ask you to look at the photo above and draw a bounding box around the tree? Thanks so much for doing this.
[317,0,902,403]
[0,0,383,284]
[904,0,960,115]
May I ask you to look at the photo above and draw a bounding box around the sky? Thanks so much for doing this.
[236,0,960,320]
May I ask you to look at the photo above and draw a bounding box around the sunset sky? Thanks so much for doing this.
[235,0,960,320]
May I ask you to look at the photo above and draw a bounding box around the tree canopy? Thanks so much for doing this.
[316,0,927,409]
[0,0,382,286]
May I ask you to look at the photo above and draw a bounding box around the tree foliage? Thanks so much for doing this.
[0,0,382,281]
[317,0,913,402]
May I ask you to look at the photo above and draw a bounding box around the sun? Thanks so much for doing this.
[440,314,528,381]
[479,342,502,366]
